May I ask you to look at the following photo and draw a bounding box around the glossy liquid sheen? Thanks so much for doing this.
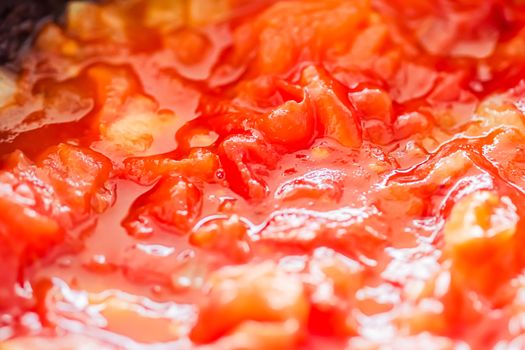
[1,0,525,349]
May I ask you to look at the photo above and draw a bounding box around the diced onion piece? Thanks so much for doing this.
[99,96,179,156]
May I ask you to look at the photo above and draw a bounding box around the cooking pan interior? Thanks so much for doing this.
[0,0,71,64]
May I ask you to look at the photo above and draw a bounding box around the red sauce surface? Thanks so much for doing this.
[1,0,525,349]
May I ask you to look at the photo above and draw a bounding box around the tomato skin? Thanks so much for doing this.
[166,28,213,66]
[124,148,220,185]
[389,63,438,103]
[349,88,394,144]
[234,76,304,111]
[218,132,279,200]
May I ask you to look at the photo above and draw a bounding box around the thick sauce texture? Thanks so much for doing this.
[1,0,525,349]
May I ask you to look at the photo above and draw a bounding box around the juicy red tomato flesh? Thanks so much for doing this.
[1,0,525,349]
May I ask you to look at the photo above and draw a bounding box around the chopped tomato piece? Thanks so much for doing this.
[466,93,525,136]
[190,262,308,344]
[250,0,369,74]
[189,215,251,263]
[86,64,141,111]
[124,148,220,185]
[306,247,364,336]
[256,208,386,262]
[390,63,438,103]
[444,191,519,296]
[349,88,393,125]
[218,132,279,200]
[0,144,112,255]
[39,283,194,344]
[37,143,113,214]
[0,173,62,250]
[257,96,315,151]
[123,176,202,238]
[302,66,362,147]
[482,129,525,192]
[121,244,189,286]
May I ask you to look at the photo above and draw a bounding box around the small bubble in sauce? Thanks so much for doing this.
[215,168,225,180]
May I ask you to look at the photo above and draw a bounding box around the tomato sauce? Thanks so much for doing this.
[1,0,525,349]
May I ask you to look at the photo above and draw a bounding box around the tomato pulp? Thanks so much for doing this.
[1,0,525,349]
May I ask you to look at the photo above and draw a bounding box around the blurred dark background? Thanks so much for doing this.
[0,0,69,64]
